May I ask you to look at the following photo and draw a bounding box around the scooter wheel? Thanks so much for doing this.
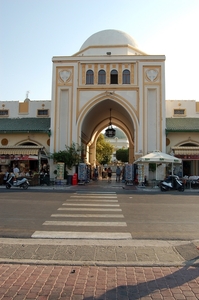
[161,186,166,192]
[178,186,184,192]
[22,182,29,190]
[6,184,11,189]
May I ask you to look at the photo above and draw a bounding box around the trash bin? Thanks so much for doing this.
[67,175,73,185]
[72,173,78,185]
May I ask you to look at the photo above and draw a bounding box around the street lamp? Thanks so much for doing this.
[105,108,116,138]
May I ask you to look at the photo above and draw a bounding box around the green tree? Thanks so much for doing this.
[96,134,114,165]
[51,142,84,177]
[116,148,129,162]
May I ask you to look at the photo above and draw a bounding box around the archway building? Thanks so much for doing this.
[50,29,166,167]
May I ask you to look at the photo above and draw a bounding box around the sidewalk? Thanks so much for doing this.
[1,174,199,192]
[0,238,199,300]
[37,176,199,193]
[0,263,198,300]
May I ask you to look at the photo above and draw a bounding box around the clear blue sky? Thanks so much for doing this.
[0,0,199,101]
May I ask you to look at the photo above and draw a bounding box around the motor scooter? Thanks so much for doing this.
[160,175,184,192]
[6,174,29,189]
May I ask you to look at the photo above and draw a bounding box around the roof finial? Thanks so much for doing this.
[26,91,30,99]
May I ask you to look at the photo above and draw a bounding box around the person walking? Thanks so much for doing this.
[116,166,121,182]
[107,167,112,183]
[93,168,98,181]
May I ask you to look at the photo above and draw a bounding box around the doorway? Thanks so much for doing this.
[183,161,191,176]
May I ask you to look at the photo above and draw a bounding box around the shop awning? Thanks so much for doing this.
[0,146,44,155]
[172,147,199,155]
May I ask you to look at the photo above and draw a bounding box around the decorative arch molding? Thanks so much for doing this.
[77,91,139,123]
[174,139,199,147]
[77,92,138,146]
[15,139,43,147]
[172,139,199,157]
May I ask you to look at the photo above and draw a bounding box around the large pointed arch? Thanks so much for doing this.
[77,93,139,165]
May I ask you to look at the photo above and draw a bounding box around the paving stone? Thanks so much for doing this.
[175,243,199,261]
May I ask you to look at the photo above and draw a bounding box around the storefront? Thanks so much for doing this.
[0,146,48,176]
[172,146,199,176]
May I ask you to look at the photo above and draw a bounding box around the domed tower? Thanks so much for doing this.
[76,29,146,56]
[51,29,166,175]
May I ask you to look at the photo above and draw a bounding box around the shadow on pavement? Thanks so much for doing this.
[83,264,199,300]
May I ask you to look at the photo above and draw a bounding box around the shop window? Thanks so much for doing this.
[98,70,106,84]
[122,69,130,84]
[0,109,8,117]
[37,109,49,116]
[86,70,94,84]
[110,69,118,84]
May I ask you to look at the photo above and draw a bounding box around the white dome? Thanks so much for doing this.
[80,29,138,51]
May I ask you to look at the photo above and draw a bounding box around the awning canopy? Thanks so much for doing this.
[134,150,182,164]
[134,150,182,181]
[0,146,44,155]
[172,147,199,155]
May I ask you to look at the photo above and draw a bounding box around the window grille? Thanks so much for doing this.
[0,110,8,116]
[174,109,185,115]
[37,109,49,116]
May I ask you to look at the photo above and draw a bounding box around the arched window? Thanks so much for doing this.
[86,70,94,84]
[98,69,106,84]
[110,69,118,84]
[122,69,130,84]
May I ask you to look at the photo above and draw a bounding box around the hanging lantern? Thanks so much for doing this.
[105,108,116,138]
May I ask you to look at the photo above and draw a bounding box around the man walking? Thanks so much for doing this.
[116,166,121,182]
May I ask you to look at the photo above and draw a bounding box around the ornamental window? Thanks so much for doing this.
[110,69,118,84]
[122,69,130,84]
[86,70,94,84]
[98,70,106,84]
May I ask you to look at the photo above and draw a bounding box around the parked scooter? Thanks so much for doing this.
[6,174,29,189]
[160,175,184,192]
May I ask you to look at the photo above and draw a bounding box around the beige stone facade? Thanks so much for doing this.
[50,29,166,169]
[166,100,199,176]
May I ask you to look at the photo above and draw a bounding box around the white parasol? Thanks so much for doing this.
[134,150,182,180]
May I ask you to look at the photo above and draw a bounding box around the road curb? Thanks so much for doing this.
[1,238,199,267]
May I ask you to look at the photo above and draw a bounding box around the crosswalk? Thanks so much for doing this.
[31,192,132,240]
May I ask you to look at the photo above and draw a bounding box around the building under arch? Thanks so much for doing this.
[51,29,166,170]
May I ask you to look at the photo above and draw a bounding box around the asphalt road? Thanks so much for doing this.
[0,190,199,240]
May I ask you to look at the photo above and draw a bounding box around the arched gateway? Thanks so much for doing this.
[50,29,166,171]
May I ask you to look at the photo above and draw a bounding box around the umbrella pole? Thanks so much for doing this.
[156,163,157,180]
[172,163,173,175]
